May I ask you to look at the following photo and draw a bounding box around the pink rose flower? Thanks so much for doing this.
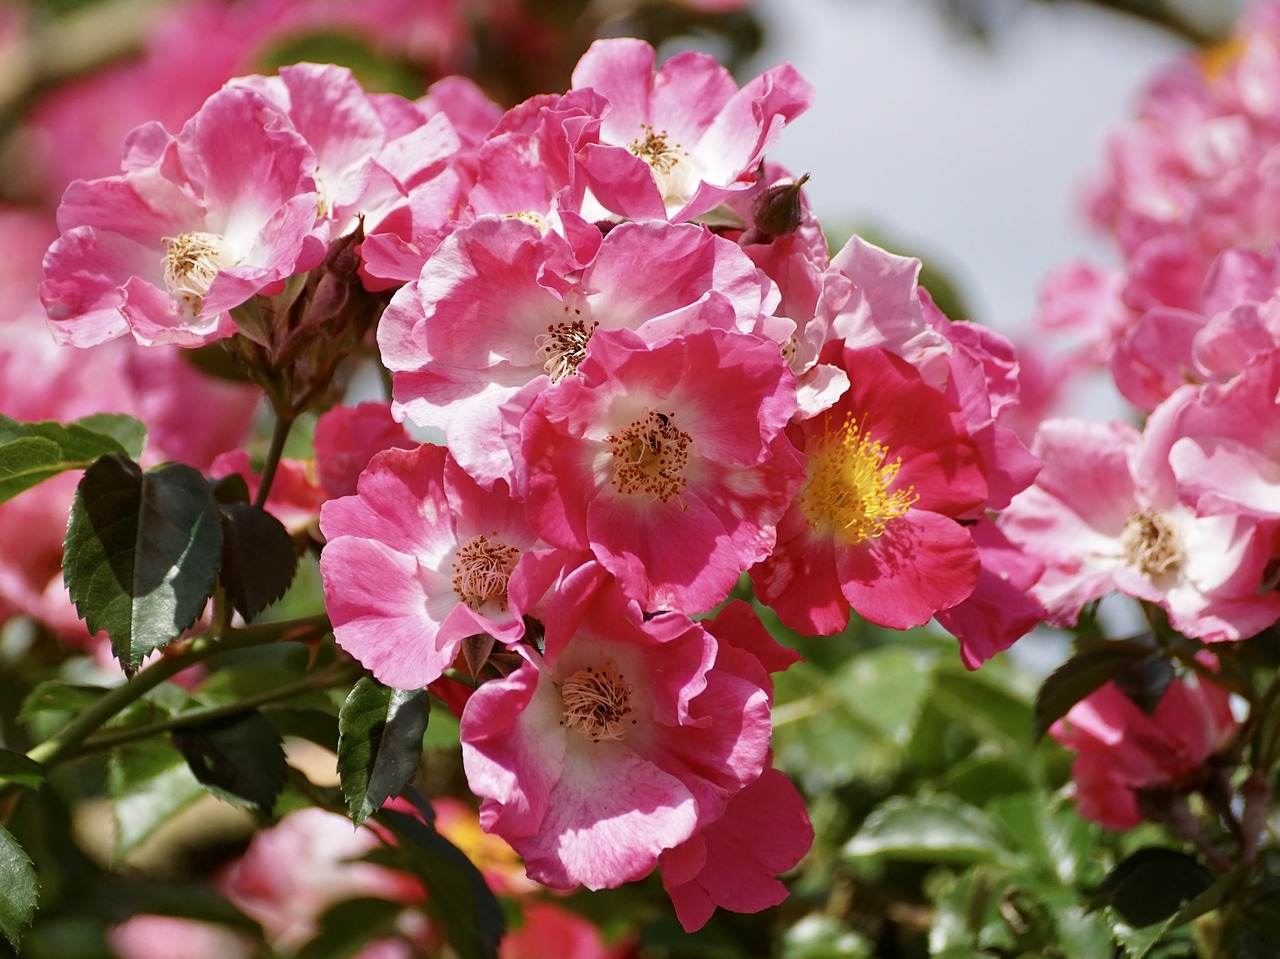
[520,327,803,614]
[460,562,772,890]
[320,443,543,689]
[752,345,987,634]
[1051,674,1238,830]
[42,84,327,347]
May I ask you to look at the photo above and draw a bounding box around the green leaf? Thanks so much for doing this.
[338,678,429,827]
[0,750,46,791]
[64,455,223,673]
[1033,638,1156,741]
[1097,848,1214,928]
[295,897,406,959]
[217,503,297,622]
[171,711,286,813]
[71,415,147,460]
[0,414,147,504]
[19,683,107,742]
[844,794,1013,866]
[108,738,206,861]
[377,805,503,959]
[264,707,340,753]
[0,823,38,949]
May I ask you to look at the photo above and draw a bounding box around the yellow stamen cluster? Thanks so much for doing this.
[558,663,634,742]
[161,231,234,312]
[606,410,690,503]
[799,413,917,544]
[451,534,521,610]
[1121,509,1182,576]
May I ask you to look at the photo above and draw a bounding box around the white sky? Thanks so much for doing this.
[751,0,1191,334]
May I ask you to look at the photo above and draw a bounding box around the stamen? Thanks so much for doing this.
[451,534,521,610]
[161,231,235,312]
[606,410,691,503]
[799,412,917,544]
[558,663,634,742]
[627,124,692,207]
[1121,509,1182,576]
[534,310,598,383]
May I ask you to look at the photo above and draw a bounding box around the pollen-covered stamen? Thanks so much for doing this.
[535,314,598,383]
[627,124,693,207]
[627,124,684,174]
[505,210,550,232]
[559,663,634,742]
[799,412,917,544]
[451,534,521,611]
[1121,509,1182,576]
[161,231,235,311]
[780,335,801,371]
[606,410,691,502]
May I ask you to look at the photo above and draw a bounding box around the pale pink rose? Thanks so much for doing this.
[217,807,422,952]
[461,561,772,890]
[570,38,812,222]
[42,84,327,348]
[320,444,543,689]
[998,416,1280,641]
[1051,674,1238,830]
[520,328,803,615]
[107,915,256,959]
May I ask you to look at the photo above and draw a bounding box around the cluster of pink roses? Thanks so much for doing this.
[38,35,1048,925]
[1015,3,1280,830]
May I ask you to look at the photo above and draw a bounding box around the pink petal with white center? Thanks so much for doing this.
[319,537,461,688]
[463,663,566,840]
[528,734,699,889]
[521,329,802,613]
[320,445,538,686]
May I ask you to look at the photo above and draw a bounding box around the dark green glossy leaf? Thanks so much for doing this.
[844,794,1012,866]
[218,503,297,621]
[0,750,45,791]
[108,738,205,861]
[0,414,144,503]
[1112,654,1175,716]
[1034,638,1157,741]
[266,707,340,753]
[0,823,38,949]
[295,897,406,959]
[338,678,429,827]
[64,455,222,673]
[377,805,503,959]
[171,711,286,813]
[1098,848,1214,928]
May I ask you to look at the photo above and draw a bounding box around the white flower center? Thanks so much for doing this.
[559,663,634,742]
[162,231,235,312]
[534,309,598,384]
[627,125,695,210]
[451,534,520,611]
[1121,509,1182,577]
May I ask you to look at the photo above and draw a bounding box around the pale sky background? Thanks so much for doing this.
[749,0,1205,336]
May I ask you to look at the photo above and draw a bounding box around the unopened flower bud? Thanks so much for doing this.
[750,173,810,237]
